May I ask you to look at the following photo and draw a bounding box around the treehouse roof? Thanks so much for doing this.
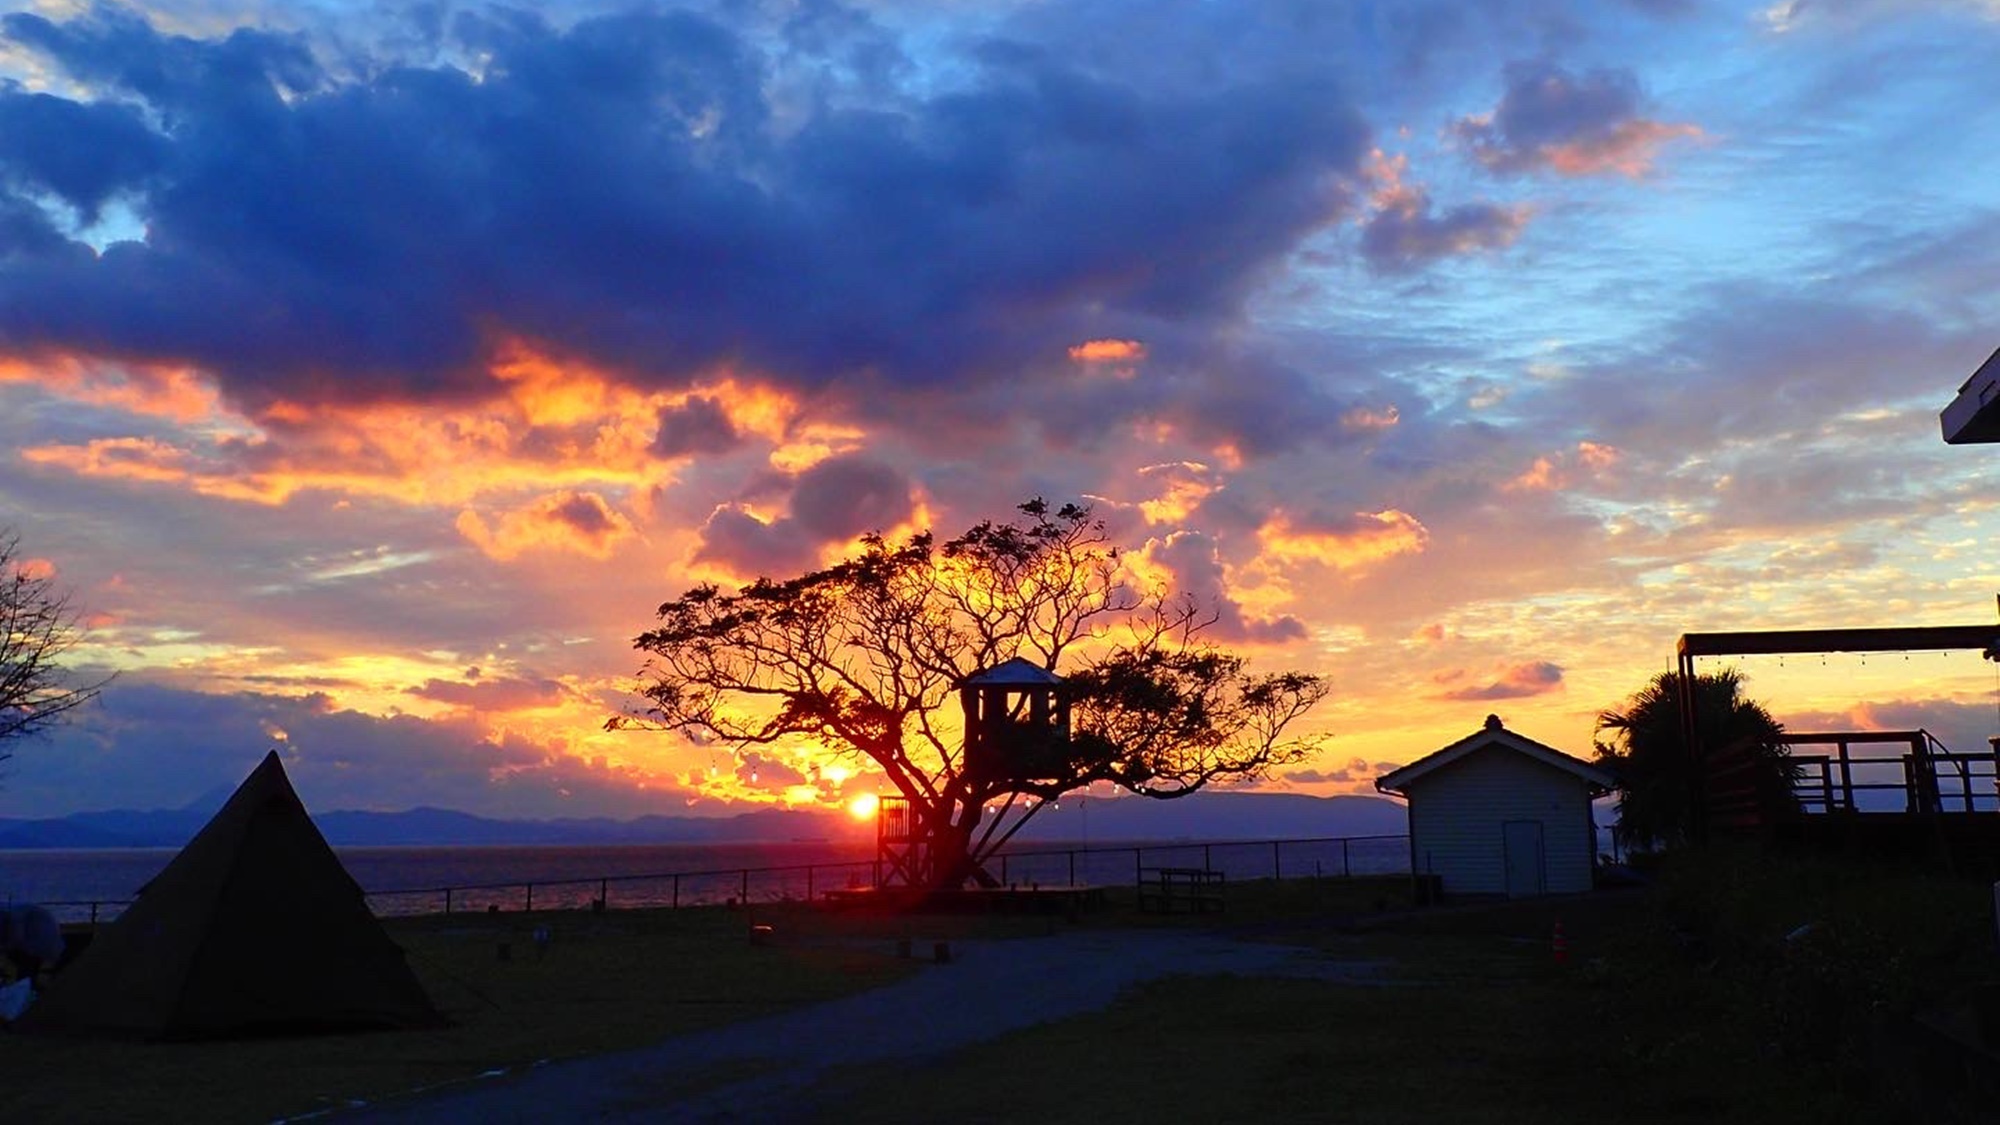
[964,656,1064,687]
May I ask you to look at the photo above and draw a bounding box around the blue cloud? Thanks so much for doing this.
[0,3,1369,418]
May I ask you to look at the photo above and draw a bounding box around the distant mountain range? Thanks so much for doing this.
[0,790,1406,850]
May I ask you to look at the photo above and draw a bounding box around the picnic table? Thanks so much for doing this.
[1136,866,1225,914]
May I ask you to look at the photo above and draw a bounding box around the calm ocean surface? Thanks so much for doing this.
[0,836,1413,923]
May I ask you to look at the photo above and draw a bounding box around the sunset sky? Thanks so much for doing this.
[3,0,1999,821]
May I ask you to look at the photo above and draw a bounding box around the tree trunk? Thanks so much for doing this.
[927,799,999,889]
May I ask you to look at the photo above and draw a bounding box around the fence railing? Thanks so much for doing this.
[31,833,1413,925]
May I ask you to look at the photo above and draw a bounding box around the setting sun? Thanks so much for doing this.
[847,793,880,822]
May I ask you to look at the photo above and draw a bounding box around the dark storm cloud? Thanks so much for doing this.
[552,491,619,536]
[692,453,913,577]
[1282,756,1378,785]
[407,672,568,710]
[789,455,910,542]
[1790,698,1998,765]
[1454,60,1694,176]
[0,91,169,223]
[1434,660,1565,701]
[1359,196,1527,274]
[0,3,1369,415]
[1145,529,1307,645]
[652,396,745,458]
[0,191,78,260]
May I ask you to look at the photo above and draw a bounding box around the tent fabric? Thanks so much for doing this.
[19,751,442,1039]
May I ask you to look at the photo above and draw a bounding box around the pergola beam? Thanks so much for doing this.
[1679,624,2000,659]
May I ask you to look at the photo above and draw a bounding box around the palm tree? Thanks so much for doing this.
[1594,668,1798,850]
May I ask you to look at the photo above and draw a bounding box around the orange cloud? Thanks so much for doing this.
[0,353,224,423]
[1576,441,1621,471]
[1504,441,1624,493]
[1359,149,1530,268]
[1365,149,1419,213]
[408,672,571,712]
[1068,338,1147,363]
[12,342,839,513]
[1258,510,1429,571]
[1508,456,1562,492]
[1432,660,1565,702]
[1340,405,1400,432]
[456,490,637,560]
[22,436,245,494]
[1134,461,1222,524]
[1544,120,1703,178]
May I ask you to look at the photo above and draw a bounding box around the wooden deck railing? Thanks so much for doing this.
[1784,730,2000,815]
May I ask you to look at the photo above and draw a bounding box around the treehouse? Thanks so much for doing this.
[960,657,1075,785]
[872,658,1079,890]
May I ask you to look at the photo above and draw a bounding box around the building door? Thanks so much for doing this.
[1501,820,1545,897]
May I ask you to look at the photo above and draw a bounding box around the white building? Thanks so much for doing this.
[1374,715,1613,897]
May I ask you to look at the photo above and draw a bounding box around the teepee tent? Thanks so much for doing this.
[20,751,441,1038]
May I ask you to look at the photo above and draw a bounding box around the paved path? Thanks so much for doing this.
[333,929,1391,1124]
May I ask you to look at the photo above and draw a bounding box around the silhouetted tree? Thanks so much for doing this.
[1594,668,1797,850]
[616,500,1328,888]
[1,530,108,766]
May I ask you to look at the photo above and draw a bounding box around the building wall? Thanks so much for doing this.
[1404,744,1597,895]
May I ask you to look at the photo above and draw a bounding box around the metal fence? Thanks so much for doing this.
[33,833,1413,924]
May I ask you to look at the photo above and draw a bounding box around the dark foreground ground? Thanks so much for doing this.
[5,856,1996,1123]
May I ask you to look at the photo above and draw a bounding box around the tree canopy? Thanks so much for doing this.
[617,499,1328,888]
[1593,667,1797,850]
[1,530,107,766]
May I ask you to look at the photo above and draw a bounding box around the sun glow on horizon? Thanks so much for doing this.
[847,793,880,821]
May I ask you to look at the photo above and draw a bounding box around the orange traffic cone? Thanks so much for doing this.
[1552,920,1569,965]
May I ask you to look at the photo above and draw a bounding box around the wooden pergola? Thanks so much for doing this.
[1675,619,2000,840]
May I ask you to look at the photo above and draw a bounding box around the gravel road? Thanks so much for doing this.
[330,928,1391,1124]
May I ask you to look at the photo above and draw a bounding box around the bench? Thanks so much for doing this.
[1136,866,1225,914]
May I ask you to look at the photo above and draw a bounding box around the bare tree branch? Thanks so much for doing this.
[0,530,111,765]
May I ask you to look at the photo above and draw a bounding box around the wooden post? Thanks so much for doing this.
[1342,838,1351,878]
[1677,649,1704,844]
[1837,737,1856,811]
[1273,840,1282,879]
[672,874,680,909]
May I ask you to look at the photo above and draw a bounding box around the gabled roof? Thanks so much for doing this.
[1375,714,1613,796]
[965,656,1064,685]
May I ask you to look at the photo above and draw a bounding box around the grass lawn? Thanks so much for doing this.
[801,875,1963,1125]
[0,902,926,1124]
[6,861,1992,1123]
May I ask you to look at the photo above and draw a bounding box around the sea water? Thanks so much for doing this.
[1,836,1413,922]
